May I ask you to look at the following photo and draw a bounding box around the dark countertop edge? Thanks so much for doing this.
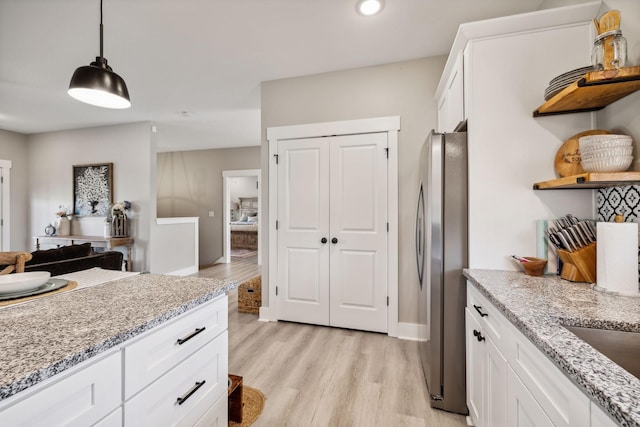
[463,269,640,427]
[0,281,238,402]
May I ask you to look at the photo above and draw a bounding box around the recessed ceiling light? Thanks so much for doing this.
[357,0,384,16]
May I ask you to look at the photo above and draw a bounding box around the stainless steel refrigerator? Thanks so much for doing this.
[416,126,468,415]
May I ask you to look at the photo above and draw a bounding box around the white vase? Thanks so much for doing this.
[54,217,70,236]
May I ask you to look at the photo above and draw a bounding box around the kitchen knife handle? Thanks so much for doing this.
[473,305,488,317]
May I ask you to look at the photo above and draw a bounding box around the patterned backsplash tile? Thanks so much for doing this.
[597,185,640,222]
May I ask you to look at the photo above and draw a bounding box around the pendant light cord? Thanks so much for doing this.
[99,0,104,58]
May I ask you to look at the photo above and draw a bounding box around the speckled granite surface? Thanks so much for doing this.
[0,274,237,401]
[464,269,640,427]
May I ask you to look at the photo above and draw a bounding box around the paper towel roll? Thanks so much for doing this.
[596,222,640,296]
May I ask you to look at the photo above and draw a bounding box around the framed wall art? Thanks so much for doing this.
[73,163,113,216]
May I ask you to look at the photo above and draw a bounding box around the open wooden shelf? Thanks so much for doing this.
[533,172,640,189]
[533,66,640,117]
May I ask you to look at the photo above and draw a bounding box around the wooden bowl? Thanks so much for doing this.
[522,257,548,277]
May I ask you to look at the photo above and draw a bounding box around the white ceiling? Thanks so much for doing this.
[1,0,586,151]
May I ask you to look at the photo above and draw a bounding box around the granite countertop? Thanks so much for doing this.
[0,274,237,402]
[464,269,640,427]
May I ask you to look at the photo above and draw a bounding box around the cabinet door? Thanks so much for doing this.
[466,309,484,427]
[590,401,618,427]
[486,336,508,427]
[0,351,121,427]
[277,137,331,325]
[447,51,464,130]
[329,133,388,333]
[507,365,554,427]
[437,51,464,132]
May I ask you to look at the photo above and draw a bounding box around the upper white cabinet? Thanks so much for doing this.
[437,51,465,132]
[435,2,601,270]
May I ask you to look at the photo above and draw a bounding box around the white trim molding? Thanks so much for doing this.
[266,116,401,336]
[396,322,428,342]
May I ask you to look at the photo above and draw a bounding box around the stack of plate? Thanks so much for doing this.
[544,66,594,101]
[579,134,634,172]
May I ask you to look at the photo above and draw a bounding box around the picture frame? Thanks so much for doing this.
[73,163,113,216]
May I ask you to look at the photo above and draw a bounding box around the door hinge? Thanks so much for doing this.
[387,222,389,232]
[275,220,279,230]
[274,154,279,164]
[0,176,3,183]
[387,296,389,306]
[276,286,278,296]
[385,147,389,158]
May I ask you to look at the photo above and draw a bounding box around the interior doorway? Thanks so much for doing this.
[0,160,11,252]
[222,169,261,266]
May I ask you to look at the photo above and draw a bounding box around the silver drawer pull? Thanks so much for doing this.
[177,327,206,345]
[176,380,206,405]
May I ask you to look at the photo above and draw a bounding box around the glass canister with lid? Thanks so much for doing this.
[592,30,627,70]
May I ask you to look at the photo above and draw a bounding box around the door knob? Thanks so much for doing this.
[331,238,338,244]
[321,237,327,244]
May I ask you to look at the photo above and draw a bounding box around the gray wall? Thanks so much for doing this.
[0,129,29,250]
[157,146,261,266]
[260,56,447,324]
[27,123,153,271]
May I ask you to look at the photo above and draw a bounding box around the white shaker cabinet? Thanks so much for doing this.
[437,51,464,132]
[466,283,610,427]
[507,365,554,427]
[0,350,121,427]
[465,301,508,427]
[0,295,229,427]
[436,4,598,272]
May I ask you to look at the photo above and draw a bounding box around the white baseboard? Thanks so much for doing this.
[396,322,427,341]
[258,305,276,322]
[167,265,198,276]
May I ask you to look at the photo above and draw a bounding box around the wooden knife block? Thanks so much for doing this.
[557,242,597,283]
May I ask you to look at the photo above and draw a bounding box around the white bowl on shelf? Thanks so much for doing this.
[579,134,633,151]
[581,155,633,172]
[581,146,633,159]
[0,272,51,294]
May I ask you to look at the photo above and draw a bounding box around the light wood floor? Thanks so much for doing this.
[195,256,468,427]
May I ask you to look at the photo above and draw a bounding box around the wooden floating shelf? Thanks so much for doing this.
[533,66,640,117]
[533,172,640,190]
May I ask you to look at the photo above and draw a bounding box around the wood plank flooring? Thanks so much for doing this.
[194,257,468,427]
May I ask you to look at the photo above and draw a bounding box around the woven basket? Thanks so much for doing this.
[238,275,261,314]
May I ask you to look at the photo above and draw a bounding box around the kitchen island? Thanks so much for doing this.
[0,273,237,426]
[464,269,640,427]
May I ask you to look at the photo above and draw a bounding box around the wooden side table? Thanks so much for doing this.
[228,374,243,423]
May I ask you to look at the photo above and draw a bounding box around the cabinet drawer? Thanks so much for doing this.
[467,283,509,346]
[506,322,590,427]
[192,392,227,427]
[0,351,121,427]
[124,331,228,427]
[123,295,227,399]
[94,407,122,427]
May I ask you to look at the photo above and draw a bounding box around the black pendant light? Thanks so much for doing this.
[68,0,131,109]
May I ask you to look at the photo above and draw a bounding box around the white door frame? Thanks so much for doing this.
[266,116,400,337]
[222,169,262,266]
[0,160,11,252]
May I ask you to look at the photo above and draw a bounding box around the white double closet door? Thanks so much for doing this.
[276,132,388,333]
